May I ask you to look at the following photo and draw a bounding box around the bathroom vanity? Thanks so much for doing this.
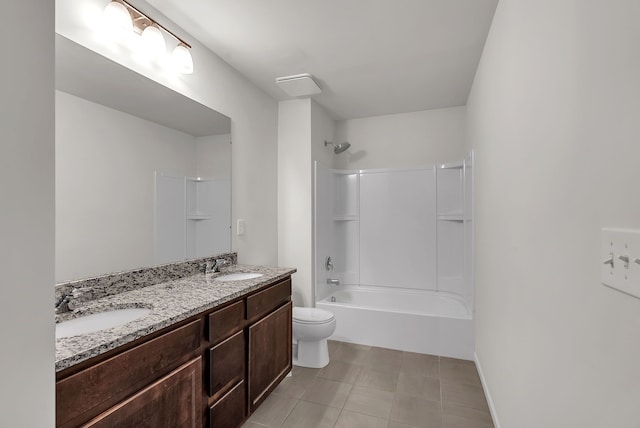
[55,263,294,428]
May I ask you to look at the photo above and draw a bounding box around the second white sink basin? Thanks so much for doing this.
[56,307,151,339]
[214,272,263,281]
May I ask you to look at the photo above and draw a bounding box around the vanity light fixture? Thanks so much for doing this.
[102,0,194,74]
[103,0,133,35]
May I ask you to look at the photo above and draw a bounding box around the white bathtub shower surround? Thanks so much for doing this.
[359,167,437,290]
[317,286,474,359]
[314,154,474,358]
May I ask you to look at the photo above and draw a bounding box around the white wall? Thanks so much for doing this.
[0,1,55,426]
[335,106,466,170]
[197,134,232,178]
[56,90,201,281]
[467,1,640,427]
[278,99,312,305]
[56,0,279,266]
[311,100,337,169]
[278,99,336,306]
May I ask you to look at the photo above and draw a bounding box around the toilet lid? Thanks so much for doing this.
[293,307,335,324]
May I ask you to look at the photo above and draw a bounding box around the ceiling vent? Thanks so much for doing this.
[275,73,322,97]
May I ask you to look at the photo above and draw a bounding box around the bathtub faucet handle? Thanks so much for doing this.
[325,256,333,271]
[327,278,340,285]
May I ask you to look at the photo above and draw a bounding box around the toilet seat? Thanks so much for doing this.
[293,307,335,324]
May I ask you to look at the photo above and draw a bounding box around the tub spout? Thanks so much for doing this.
[327,278,340,285]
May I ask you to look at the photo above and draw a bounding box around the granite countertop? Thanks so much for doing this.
[55,264,295,372]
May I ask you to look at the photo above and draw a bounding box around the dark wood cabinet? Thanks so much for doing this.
[207,330,245,399]
[209,380,246,428]
[56,320,202,428]
[248,301,292,411]
[56,275,292,428]
[82,358,202,428]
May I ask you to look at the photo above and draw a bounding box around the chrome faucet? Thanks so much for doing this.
[55,288,82,314]
[202,259,230,275]
[55,294,72,314]
[213,259,229,272]
[203,261,215,275]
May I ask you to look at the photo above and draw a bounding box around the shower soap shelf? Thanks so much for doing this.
[333,214,358,221]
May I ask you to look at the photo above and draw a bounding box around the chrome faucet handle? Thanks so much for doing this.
[325,256,333,271]
[55,294,72,314]
[214,259,229,272]
[202,261,215,274]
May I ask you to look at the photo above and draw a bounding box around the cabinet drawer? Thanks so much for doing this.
[207,330,245,398]
[246,278,291,321]
[207,300,244,344]
[209,380,245,428]
[57,319,202,428]
[81,358,202,428]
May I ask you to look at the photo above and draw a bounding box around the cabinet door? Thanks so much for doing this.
[81,358,202,428]
[248,301,292,411]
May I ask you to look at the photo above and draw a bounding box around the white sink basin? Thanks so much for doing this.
[56,307,151,339]
[214,272,263,281]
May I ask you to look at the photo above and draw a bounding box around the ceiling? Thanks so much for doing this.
[147,0,498,120]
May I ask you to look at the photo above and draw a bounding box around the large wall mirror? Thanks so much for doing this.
[55,34,232,283]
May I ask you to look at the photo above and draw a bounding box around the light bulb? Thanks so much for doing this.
[171,44,194,74]
[140,24,166,59]
[103,1,133,36]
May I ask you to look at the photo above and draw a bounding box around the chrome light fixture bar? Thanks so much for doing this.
[103,0,194,74]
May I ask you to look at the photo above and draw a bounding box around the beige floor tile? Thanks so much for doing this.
[439,360,481,386]
[396,372,441,402]
[273,367,318,399]
[441,382,489,411]
[247,393,297,427]
[442,414,494,428]
[281,400,341,428]
[343,385,394,419]
[390,393,442,428]
[318,360,362,384]
[328,339,342,358]
[388,422,421,428]
[241,421,268,428]
[355,366,399,392]
[401,352,439,379]
[364,347,403,372]
[292,365,323,377]
[442,402,494,428]
[440,357,475,369]
[335,409,389,428]
[333,342,373,365]
[301,378,353,408]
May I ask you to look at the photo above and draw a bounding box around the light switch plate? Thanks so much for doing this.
[237,219,245,236]
[601,228,640,299]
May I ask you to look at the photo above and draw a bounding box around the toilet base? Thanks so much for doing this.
[292,338,330,368]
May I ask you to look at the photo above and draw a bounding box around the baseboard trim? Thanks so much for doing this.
[474,351,501,428]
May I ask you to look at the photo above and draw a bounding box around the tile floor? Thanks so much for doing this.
[242,340,494,428]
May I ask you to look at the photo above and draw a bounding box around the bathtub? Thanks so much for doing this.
[316,286,474,360]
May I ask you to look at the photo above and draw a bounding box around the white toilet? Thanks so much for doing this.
[292,307,336,368]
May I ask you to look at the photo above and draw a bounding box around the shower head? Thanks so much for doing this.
[324,140,351,154]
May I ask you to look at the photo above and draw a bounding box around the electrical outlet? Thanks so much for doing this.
[601,228,640,299]
[237,219,245,235]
